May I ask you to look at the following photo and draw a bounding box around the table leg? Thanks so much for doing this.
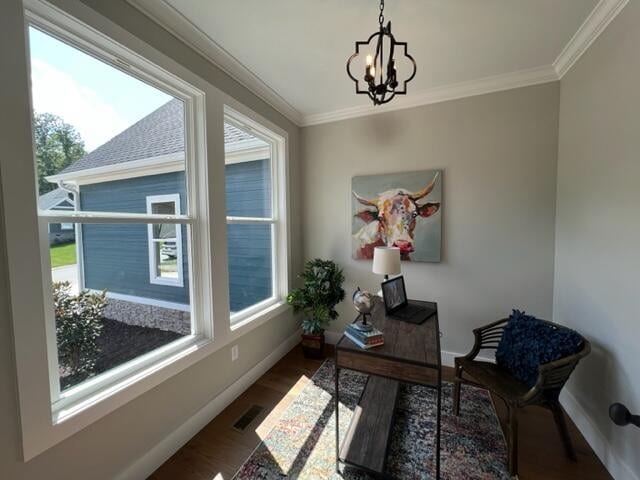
[436,371,442,479]
[335,366,340,473]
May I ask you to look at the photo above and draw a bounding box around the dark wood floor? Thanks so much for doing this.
[150,345,611,480]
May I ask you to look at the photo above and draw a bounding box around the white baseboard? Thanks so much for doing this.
[560,389,638,480]
[115,326,635,480]
[115,328,302,480]
[441,350,463,368]
[324,330,493,367]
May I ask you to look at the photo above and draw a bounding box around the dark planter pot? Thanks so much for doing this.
[301,332,325,359]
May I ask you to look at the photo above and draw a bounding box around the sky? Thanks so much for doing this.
[28,26,172,152]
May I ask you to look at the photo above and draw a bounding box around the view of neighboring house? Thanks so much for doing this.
[43,99,273,334]
[38,187,75,244]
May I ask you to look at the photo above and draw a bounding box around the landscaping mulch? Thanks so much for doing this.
[60,318,184,390]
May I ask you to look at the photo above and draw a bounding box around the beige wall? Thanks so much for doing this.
[301,83,560,355]
[2,0,637,478]
[0,0,300,478]
[555,2,640,478]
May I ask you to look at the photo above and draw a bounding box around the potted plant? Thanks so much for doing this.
[287,259,345,358]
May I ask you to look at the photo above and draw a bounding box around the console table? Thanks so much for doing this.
[335,299,442,479]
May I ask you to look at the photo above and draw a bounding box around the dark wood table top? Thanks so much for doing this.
[336,298,441,369]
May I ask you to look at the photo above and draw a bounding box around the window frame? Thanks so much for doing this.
[146,193,184,287]
[28,23,210,410]
[5,0,216,458]
[3,0,291,461]
[224,107,289,328]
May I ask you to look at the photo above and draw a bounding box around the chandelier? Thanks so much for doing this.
[346,0,417,106]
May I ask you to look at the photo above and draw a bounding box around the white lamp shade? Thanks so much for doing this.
[372,247,401,276]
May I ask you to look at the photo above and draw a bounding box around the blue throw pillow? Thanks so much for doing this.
[495,310,583,387]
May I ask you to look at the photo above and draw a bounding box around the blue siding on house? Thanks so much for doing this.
[81,223,190,304]
[79,160,271,311]
[80,172,190,305]
[227,223,272,312]
[225,159,271,218]
[80,172,187,214]
[225,159,272,311]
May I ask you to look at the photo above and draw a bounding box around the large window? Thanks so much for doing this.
[224,111,288,325]
[25,9,209,413]
[3,0,288,460]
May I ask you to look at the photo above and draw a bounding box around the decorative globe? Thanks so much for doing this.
[352,287,374,315]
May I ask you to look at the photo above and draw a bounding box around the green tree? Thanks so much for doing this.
[33,112,86,194]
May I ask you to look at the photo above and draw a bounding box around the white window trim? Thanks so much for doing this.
[3,0,291,461]
[2,0,217,460]
[146,193,184,287]
[47,151,185,185]
[224,107,289,327]
[30,20,211,414]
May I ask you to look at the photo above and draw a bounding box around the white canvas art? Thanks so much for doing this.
[352,170,442,262]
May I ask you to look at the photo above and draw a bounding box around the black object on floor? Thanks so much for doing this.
[233,405,264,432]
[610,403,640,428]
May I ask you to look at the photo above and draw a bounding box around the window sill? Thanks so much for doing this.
[52,335,209,423]
[51,335,214,426]
[29,302,293,459]
[149,277,185,287]
[56,300,292,423]
[230,300,291,339]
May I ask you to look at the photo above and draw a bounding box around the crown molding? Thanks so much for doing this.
[126,0,625,128]
[554,0,629,78]
[300,65,559,126]
[126,0,304,126]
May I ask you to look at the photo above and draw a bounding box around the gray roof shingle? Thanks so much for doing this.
[38,188,73,210]
[59,99,261,175]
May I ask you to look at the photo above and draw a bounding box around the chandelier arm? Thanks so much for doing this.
[379,28,384,85]
[346,51,360,83]
[346,0,416,106]
[387,29,396,87]
[374,28,383,84]
[377,90,397,105]
[403,51,417,85]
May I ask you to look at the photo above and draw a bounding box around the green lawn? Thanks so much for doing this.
[50,242,77,268]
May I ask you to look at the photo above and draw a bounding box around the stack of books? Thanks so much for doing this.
[344,324,384,349]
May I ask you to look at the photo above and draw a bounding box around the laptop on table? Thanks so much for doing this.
[381,276,436,324]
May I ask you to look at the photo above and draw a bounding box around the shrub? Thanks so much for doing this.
[53,282,106,376]
[287,259,345,335]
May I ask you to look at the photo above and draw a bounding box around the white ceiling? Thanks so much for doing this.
[130,0,626,125]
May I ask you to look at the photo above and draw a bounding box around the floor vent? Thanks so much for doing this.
[233,405,264,432]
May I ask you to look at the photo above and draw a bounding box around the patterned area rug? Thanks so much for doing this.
[233,359,510,479]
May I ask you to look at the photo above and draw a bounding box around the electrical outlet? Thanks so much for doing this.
[231,345,239,361]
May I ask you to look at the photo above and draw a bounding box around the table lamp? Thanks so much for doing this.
[373,246,401,295]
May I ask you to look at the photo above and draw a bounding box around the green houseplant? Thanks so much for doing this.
[287,259,345,358]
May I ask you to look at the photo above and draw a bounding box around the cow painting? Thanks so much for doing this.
[352,171,442,261]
